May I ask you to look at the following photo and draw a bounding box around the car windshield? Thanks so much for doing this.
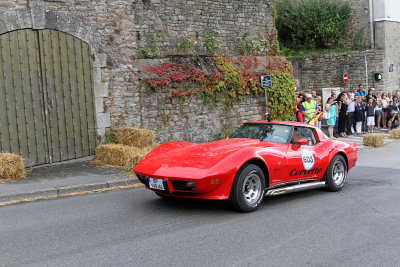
[229,123,292,144]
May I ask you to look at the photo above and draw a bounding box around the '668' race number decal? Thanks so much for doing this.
[301,149,315,170]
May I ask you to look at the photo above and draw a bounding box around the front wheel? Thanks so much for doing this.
[325,154,347,192]
[228,164,266,212]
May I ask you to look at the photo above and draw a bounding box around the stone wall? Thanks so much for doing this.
[375,21,400,92]
[342,0,371,48]
[0,0,273,144]
[134,0,273,56]
[289,49,385,94]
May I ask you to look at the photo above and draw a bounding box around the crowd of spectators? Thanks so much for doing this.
[294,83,400,139]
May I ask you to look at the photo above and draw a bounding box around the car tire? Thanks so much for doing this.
[325,154,347,192]
[228,164,266,212]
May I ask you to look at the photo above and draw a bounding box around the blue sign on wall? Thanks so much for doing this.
[261,75,272,89]
[389,64,394,72]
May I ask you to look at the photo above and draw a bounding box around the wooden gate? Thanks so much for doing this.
[0,29,96,167]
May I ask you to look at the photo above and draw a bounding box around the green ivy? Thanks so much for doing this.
[267,61,296,121]
[203,27,221,55]
[276,0,350,51]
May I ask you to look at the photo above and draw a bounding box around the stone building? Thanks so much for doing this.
[292,0,400,95]
[0,0,273,166]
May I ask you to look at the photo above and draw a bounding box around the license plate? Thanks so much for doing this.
[149,178,165,190]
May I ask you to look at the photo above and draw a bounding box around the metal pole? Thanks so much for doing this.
[265,88,269,120]
[364,51,369,90]
[369,0,375,49]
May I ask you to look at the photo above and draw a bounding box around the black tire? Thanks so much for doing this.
[228,164,266,212]
[324,154,347,192]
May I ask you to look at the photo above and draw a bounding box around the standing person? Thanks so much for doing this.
[366,88,377,103]
[295,94,304,122]
[366,98,376,133]
[354,96,365,135]
[338,93,348,137]
[346,92,355,135]
[331,90,337,99]
[356,84,366,98]
[311,90,317,100]
[326,97,336,138]
[301,93,318,124]
[315,96,322,128]
[340,87,345,93]
[388,91,393,101]
[388,100,399,113]
[387,109,400,131]
[393,96,400,109]
[382,92,389,129]
[375,99,383,130]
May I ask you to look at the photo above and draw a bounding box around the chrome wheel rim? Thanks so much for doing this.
[242,171,262,205]
[332,160,345,185]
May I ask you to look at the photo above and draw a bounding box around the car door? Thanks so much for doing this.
[285,126,325,181]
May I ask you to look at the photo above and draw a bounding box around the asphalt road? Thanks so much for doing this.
[1,143,400,266]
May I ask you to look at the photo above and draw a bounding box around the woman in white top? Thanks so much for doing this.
[382,92,389,129]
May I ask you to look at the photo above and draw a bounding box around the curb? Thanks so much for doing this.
[0,178,141,203]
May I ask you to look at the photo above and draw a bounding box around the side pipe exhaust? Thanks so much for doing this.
[265,181,327,197]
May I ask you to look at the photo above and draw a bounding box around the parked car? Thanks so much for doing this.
[134,121,357,212]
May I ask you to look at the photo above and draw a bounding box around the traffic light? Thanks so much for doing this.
[374,73,382,81]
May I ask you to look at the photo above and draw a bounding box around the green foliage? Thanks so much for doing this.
[235,33,269,56]
[351,31,366,51]
[178,35,197,54]
[267,61,296,121]
[203,27,221,55]
[104,128,116,144]
[276,0,351,51]
[137,32,162,59]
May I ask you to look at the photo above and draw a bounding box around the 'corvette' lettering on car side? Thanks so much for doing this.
[289,167,323,176]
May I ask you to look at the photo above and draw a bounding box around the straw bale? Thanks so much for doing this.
[0,153,25,179]
[389,128,400,139]
[363,133,385,147]
[95,144,147,168]
[116,127,155,148]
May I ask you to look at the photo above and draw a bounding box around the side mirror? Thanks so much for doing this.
[297,138,307,146]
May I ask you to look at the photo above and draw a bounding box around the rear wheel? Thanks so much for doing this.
[325,154,347,192]
[228,164,266,212]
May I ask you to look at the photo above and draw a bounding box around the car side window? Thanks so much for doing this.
[293,127,317,146]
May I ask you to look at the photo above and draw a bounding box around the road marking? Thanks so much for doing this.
[0,183,144,207]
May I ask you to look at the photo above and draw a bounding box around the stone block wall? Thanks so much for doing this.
[375,21,400,92]
[134,0,273,56]
[342,0,371,48]
[0,0,273,144]
[289,49,385,94]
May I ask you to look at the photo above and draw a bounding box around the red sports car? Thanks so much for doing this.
[134,121,357,212]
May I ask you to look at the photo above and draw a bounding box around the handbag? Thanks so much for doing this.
[323,110,330,120]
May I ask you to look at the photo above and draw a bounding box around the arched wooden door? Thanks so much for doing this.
[0,29,96,167]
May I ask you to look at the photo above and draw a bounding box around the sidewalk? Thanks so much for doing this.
[334,131,397,151]
[0,161,140,203]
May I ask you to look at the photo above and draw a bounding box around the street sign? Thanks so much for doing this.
[343,73,348,83]
[261,75,272,89]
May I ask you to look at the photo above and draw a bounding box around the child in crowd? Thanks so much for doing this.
[354,96,365,135]
[366,98,376,133]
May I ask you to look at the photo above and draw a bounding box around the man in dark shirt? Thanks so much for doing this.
[387,109,400,130]
[365,88,377,103]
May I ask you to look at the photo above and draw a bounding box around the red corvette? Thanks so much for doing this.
[134,121,357,212]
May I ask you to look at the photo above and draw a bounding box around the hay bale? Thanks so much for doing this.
[116,127,155,148]
[389,128,400,139]
[95,144,155,168]
[0,153,25,179]
[363,133,385,147]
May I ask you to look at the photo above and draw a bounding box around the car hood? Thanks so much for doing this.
[135,138,280,178]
